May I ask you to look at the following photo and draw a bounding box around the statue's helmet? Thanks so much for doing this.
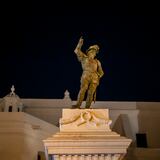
[86,44,100,54]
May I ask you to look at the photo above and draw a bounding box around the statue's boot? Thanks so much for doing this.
[85,84,97,109]
[72,90,86,109]
[85,92,94,109]
[71,104,81,109]
[85,102,92,109]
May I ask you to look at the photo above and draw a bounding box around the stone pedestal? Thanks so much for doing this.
[43,109,131,160]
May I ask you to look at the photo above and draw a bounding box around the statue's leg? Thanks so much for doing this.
[75,81,89,108]
[85,83,97,108]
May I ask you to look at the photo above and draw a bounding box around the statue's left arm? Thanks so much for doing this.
[97,60,104,79]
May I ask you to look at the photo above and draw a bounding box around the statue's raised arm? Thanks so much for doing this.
[74,36,86,62]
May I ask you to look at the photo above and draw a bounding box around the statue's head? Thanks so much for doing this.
[86,45,100,54]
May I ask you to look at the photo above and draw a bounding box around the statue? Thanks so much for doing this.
[72,36,104,109]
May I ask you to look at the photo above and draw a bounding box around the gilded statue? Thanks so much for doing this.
[72,36,104,109]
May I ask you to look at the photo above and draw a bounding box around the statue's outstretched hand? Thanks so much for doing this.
[78,36,84,46]
[74,36,84,55]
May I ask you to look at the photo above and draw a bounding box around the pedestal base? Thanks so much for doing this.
[43,109,132,160]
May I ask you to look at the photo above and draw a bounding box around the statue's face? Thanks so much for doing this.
[87,49,97,59]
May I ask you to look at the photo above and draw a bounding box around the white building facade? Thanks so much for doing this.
[0,87,160,160]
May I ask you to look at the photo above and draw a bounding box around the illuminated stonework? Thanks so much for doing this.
[43,109,131,160]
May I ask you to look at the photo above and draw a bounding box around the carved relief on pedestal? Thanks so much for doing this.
[60,110,112,127]
[60,109,112,132]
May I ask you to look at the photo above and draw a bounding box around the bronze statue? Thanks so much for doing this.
[73,36,104,109]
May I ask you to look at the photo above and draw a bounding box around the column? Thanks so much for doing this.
[86,155,92,160]
[60,155,66,160]
[79,155,85,160]
[72,155,78,160]
[66,155,72,160]
[104,154,112,160]
[92,154,98,160]
[99,154,105,160]
[53,155,60,160]
[111,154,121,160]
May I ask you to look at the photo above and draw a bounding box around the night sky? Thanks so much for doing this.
[0,1,160,101]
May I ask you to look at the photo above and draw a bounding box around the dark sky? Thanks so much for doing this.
[0,1,160,101]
